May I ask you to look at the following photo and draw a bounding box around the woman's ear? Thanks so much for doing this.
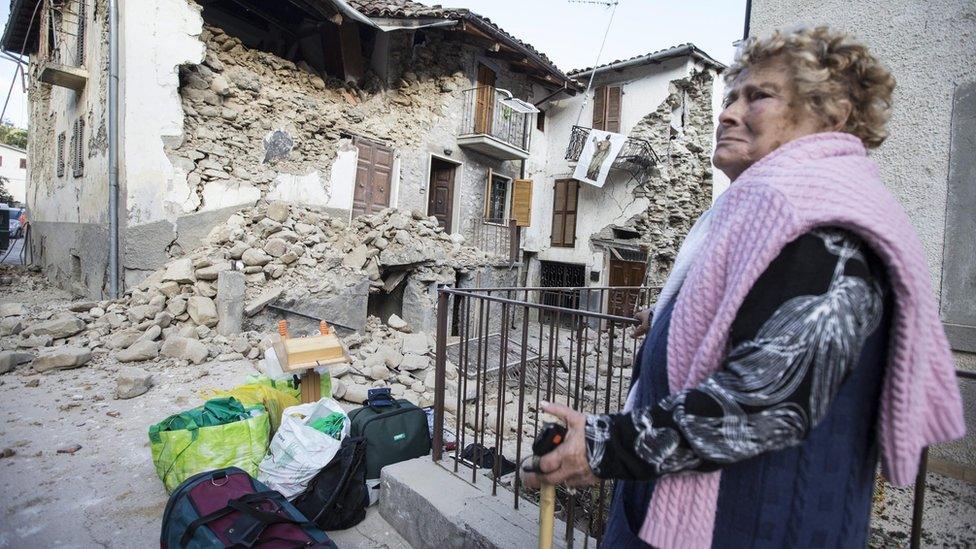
[830,99,853,131]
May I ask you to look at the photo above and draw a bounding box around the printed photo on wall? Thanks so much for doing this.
[572,129,627,188]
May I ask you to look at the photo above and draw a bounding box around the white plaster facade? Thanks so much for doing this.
[0,143,27,204]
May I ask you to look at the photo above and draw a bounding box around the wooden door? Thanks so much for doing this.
[427,159,456,232]
[607,257,647,318]
[352,136,394,218]
[475,64,496,134]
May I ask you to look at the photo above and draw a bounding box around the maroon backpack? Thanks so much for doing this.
[160,467,336,548]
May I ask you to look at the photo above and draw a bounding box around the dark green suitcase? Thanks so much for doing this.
[348,399,431,479]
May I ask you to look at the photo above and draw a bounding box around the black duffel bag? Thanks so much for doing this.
[292,436,369,531]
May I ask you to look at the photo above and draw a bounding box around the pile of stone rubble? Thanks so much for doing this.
[0,201,502,404]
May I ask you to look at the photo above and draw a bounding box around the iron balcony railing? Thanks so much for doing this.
[467,217,520,265]
[565,125,658,185]
[429,285,970,548]
[432,285,659,546]
[45,0,86,68]
[459,87,532,153]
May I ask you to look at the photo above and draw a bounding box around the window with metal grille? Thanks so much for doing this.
[76,0,86,65]
[536,108,545,132]
[550,179,579,247]
[57,132,66,177]
[71,118,84,178]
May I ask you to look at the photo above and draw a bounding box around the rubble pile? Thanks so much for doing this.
[0,201,502,403]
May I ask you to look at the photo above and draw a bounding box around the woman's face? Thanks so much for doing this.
[713,62,829,181]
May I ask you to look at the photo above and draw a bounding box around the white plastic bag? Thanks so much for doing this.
[257,398,351,499]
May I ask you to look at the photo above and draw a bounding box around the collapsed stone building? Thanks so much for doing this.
[4,0,725,322]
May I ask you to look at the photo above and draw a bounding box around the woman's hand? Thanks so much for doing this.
[522,403,599,490]
[632,308,652,338]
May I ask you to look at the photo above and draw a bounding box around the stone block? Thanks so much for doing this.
[116,367,153,399]
[187,296,219,328]
[33,347,91,373]
[216,270,245,336]
[22,317,86,339]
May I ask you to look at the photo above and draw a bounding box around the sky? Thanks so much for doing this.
[0,0,747,129]
[433,0,747,73]
[0,0,28,129]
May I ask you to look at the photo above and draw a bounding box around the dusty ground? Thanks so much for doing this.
[0,267,973,548]
[0,267,408,548]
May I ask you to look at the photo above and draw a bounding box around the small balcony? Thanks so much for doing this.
[457,87,533,161]
[38,0,88,92]
[565,125,658,184]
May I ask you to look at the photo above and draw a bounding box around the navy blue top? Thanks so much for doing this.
[600,231,890,548]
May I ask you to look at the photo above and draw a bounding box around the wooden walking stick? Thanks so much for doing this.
[531,423,568,549]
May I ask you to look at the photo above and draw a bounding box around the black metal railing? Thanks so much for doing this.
[565,125,658,184]
[468,217,519,264]
[432,285,659,546]
[459,87,531,152]
[429,284,970,548]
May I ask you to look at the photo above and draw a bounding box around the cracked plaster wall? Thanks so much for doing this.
[25,0,112,296]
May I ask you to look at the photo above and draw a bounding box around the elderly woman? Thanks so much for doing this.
[523,27,965,548]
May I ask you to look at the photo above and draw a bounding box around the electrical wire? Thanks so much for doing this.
[574,0,620,127]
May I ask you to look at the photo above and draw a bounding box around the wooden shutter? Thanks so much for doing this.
[76,0,86,65]
[564,179,578,246]
[606,86,622,133]
[551,179,578,247]
[57,132,65,177]
[483,168,493,217]
[511,179,533,227]
[592,86,606,131]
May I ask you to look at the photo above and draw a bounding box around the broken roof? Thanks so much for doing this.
[345,0,578,90]
[1,0,41,54]
[569,43,726,78]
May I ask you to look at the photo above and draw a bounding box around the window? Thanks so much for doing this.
[57,132,66,177]
[19,158,26,169]
[551,179,579,247]
[71,118,85,178]
[536,109,546,132]
[0,156,3,166]
[484,173,511,222]
[592,85,622,132]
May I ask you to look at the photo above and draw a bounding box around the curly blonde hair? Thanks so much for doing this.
[726,26,896,148]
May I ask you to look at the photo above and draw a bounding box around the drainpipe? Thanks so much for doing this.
[108,0,120,297]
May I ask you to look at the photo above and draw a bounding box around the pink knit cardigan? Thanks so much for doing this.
[639,133,966,548]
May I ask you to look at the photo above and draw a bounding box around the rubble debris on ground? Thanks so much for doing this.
[0,201,500,412]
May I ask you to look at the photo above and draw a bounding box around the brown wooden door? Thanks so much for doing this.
[607,257,647,317]
[427,159,456,232]
[475,64,496,134]
[352,136,394,218]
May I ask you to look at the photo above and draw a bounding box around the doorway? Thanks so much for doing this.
[427,157,457,233]
[607,254,648,318]
[352,136,394,218]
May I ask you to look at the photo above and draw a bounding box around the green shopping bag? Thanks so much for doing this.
[148,397,270,492]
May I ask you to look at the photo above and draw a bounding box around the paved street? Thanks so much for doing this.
[1,236,23,265]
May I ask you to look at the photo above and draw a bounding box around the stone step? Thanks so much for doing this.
[379,457,593,549]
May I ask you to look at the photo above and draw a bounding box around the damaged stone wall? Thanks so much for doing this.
[164,24,468,230]
[611,70,716,284]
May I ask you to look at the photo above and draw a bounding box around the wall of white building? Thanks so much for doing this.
[523,55,723,283]
[0,144,27,204]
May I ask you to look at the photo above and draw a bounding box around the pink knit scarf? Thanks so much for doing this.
[639,132,966,548]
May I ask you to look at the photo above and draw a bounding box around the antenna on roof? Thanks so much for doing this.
[571,0,620,126]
